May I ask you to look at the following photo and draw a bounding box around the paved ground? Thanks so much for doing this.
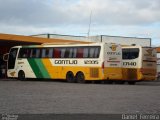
[0,79,160,114]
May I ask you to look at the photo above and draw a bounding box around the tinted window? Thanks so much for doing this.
[54,48,61,58]
[60,48,66,58]
[91,47,100,58]
[18,46,100,59]
[83,48,89,58]
[30,49,37,58]
[122,48,139,59]
[94,47,100,58]
[18,48,30,58]
[68,48,77,58]
[77,48,84,58]
[42,48,53,58]
[35,49,41,58]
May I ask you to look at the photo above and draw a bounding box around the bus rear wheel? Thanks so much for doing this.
[66,72,75,83]
[18,70,25,81]
[76,72,85,83]
[128,81,136,85]
[116,81,125,84]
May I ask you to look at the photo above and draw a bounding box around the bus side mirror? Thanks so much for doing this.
[3,53,9,61]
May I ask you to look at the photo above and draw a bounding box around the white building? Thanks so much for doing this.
[31,34,151,46]
[157,48,160,80]
[89,35,151,46]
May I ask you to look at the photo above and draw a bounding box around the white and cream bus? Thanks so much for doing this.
[4,43,122,83]
[122,45,157,84]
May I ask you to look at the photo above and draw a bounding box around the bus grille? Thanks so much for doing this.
[90,68,99,78]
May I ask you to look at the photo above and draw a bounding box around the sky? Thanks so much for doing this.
[0,0,160,46]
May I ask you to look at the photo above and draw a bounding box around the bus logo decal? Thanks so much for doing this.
[10,71,16,76]
[110,45,117,51]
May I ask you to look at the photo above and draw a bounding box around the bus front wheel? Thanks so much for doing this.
[76,72,85,83]
[18,70,25,81]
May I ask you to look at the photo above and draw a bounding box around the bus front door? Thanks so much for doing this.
[8,48,18,70]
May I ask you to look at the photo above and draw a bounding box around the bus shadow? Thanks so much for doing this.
[135,81,160,86]
[23,78,68,83]
[1,78,160,86]
[0,78,18,81]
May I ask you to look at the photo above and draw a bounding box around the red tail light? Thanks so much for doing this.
[102,61,104,69]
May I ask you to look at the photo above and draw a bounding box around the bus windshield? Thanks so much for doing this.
[122,48,139,59]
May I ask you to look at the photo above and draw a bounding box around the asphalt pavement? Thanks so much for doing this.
[0,79,160,114]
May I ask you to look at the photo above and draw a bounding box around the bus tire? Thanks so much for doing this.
[66,71,75,83]
[76,72,85,83]
[116,81,125,84]
[128,81,136,85]
[18,70,26,81]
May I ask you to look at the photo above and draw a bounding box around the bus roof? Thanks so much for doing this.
[11,42,121,49]
[122,45,154,49]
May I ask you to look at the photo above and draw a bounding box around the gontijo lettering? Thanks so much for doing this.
[55,60,78,64]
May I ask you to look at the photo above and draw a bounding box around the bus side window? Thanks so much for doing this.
[48,48,53,58]
[30,49,37,58]
[23,49,28,58]
[42,49,46,58]
[77,48,83,58]
[54,48,61,58]
[42,48,53,58]
[35,49,41,58]
[83,48,89,58]
[72,48,77,58]
[68,48,77,58]
[18,48,30,58]
[64,48,70,58]
[89,47,95,58]
[18,48,24,58]
[61,48,66,58]
[94,47,100,58]
[87,47,100,58]
[26,49,31,58]
[68,48,73,58]
[46,49,49,57]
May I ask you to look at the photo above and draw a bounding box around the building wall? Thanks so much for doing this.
[89,35,151,46]
[32,34,90,41]
[157,53,160,79]
[32,34,151,47]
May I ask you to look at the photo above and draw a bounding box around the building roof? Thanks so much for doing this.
[0,33,90,46]
[156,47,160,53]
